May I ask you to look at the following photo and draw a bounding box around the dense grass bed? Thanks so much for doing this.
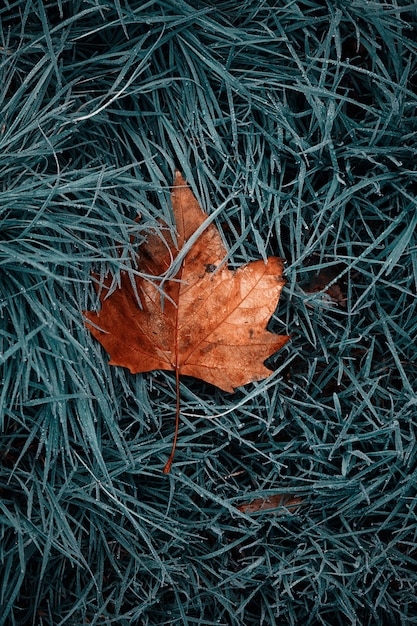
[1,1,417,624]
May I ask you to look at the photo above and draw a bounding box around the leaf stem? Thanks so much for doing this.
[163,367,180,473]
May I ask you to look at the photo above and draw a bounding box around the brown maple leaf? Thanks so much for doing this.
[84,171,289,471]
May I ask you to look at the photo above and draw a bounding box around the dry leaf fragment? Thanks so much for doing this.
[303,267,346,307]
[238,494,302,515]
[84,171,289,470]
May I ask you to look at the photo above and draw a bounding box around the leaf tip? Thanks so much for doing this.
[173,170,186,187]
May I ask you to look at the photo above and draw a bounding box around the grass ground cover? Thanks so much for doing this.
[1,1,417,624]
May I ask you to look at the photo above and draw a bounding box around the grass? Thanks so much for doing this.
[1,0,417,624]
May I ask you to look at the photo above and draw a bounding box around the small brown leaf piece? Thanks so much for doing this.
[303,268,346,307]
[84,171,289,469]
[85,171,289,390]
[238,494,302,515]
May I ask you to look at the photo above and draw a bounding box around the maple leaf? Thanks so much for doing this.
[84,171,289,471]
